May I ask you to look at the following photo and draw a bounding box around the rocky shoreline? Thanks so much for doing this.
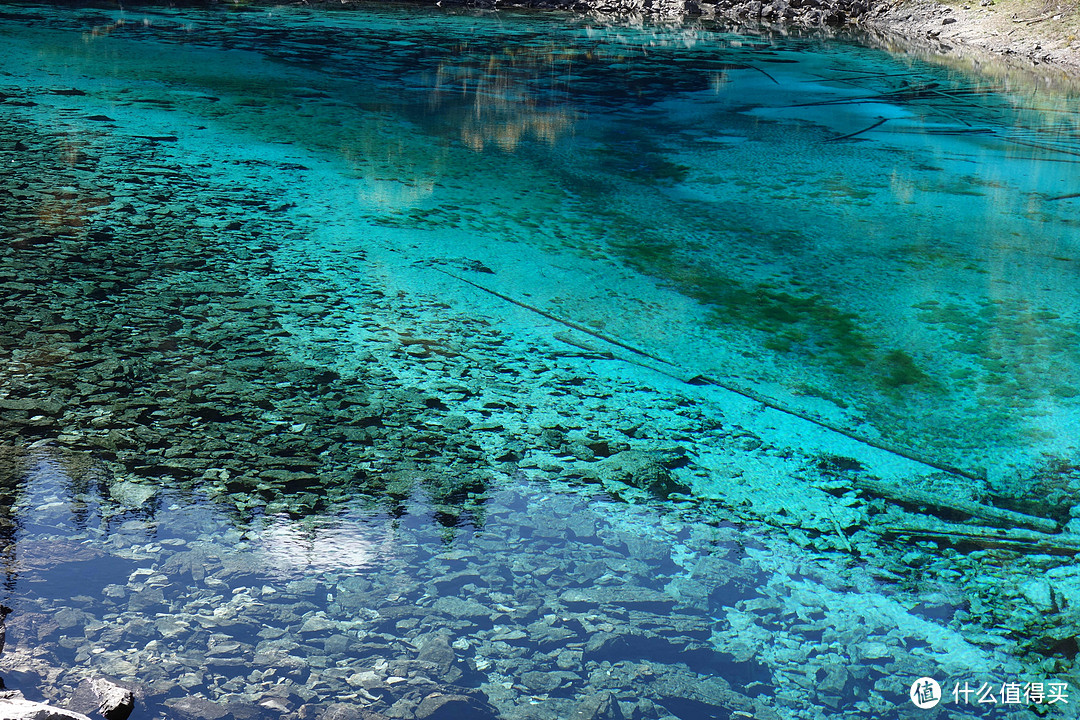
[254,0,1080,75]
[41,0,1080,75]
[864,0,1080,75]
[517,0,1080,75]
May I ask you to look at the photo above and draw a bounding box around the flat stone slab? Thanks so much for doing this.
[560,586,677,612]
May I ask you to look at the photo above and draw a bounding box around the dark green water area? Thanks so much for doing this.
[3,2,1080,718]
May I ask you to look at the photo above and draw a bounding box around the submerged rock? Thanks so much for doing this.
[321,706,393,720]
[66,678,134,720]
[0,604,11,655]
[570,692,624,720]
[413,692,498,720]
[589,451,690,496]
[108,481,157,509]
[415,633,458,680]
[431,597,491,624]
[521,670,578,694]
[644,666,778,720]
[561,587,677,612]
[163,697,229,720]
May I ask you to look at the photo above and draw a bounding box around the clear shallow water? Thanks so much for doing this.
[9,2,1080,474]
[2,3,1080,720]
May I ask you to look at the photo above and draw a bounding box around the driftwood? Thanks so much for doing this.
[1012,12,1054,24]
[1006,137,1080,158]
[826,117,889,142]
[867,520,1080,555]
[552,331,615,359]
[854,477,1058,533]
[434,268,985,481]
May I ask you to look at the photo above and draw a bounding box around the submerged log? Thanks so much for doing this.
[826,117,889,142]
[867,520,1080,555]
[853,477,1058,533]
[434,268,986,482]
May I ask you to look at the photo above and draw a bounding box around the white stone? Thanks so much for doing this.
[0,699,92,720]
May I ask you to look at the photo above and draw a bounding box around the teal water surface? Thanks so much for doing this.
[2,3,1080,719]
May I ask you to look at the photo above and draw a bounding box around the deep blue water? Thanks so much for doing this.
[2,3,1080,719]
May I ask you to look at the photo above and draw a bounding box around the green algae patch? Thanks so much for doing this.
[880,349,930,388]
[677,275,936,388]
[698,285,873,367]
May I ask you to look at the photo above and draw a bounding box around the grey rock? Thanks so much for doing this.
[206,640,247,657]
[414,693,498,720]
[525,619,578,650]
[561,587,676,612]
[384,696,420,719]
[321,705,393,720]
[691,555,763,607]
[431,597,491,623]
[571,691,624,720]
[566,442,596,461]
[490,628,528,643]
[623,536,672,565]
[345,670,387,692]
[298,616,336,634]
[816,665,849,697]
[0,604,10,654]
[591,451,689,496]
[564,514,597,540]
[1020,578,1056,613]
[900,550,932,568]
[521,670,578,694]
[630,611,712,642]
[127,585,164,612]
[629,699,672,720]
[66,678,135,720]
[323,633,351,655]
[581,630,692,662]
[258,697,291,713]
[431,571,483,594]
[646,666,780,720]
[555,649,583,670]
[164,697,229,720]
[108,481,156,509]
[162,548,213,583]
[55,608,86,630]
[223,703,263,720]
[416,633,456,678]
[665,576,709,610]
[1023,620,1080,656]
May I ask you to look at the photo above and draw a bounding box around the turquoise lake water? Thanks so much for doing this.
[3,2,1080,719]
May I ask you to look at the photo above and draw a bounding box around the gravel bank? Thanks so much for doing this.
[863,0,1080,74]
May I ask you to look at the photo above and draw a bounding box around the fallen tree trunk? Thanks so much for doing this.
[867,519,1080,555]
[854,477,1059,533]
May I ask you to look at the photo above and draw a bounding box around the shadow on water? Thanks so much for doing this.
[0,449,137,598]
[0,442,784,720]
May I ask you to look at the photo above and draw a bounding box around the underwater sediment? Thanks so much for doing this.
[2,3,1080,720]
